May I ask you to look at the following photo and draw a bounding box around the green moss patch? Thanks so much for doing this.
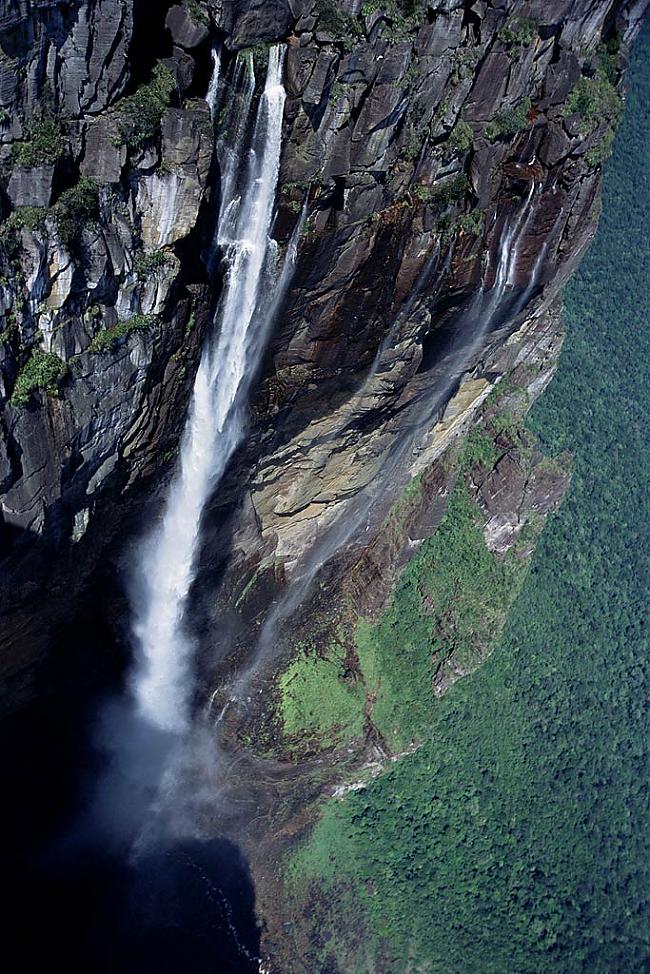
[278,641,365,748]
[11,349,65,406]
[87,313,157,354]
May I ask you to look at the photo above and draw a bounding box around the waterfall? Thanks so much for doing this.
[205,46,222,122]
[217,52,256,247]
[129,46,287,735]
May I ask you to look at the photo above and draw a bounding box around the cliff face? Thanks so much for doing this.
[0,0,643,719]
[0,1,647,969]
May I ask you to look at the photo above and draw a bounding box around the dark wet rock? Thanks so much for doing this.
[81,117,126,184]
[166,3,210,49]
[6,165,54,207]
[228,0,293,47]
[164,46,198,93]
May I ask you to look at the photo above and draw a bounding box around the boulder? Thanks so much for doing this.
[165,3,210,49]
[6,164,54,207]
[80,117,126,184]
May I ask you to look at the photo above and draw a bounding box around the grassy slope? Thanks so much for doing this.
[286,21,650,974]
[277,450,537,756]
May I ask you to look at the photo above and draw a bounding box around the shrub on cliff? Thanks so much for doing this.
[53,176,99,248]
[564,70,623,169]
[87,314,157,354]
[0,207,48,259]
[448,120,473,152]
[114,64,176,151]
[10,349,65,406]
[133,250,168,277]
[413,173,470,207]
[318,0,361,41]
[458,209,484,237]
[485,98,532,141]
[564,73,623,133]
[498,17,536,50]
[362,0,423,17]
[12,115,65,168]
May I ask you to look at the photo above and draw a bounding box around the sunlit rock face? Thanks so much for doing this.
[0,0,645,709]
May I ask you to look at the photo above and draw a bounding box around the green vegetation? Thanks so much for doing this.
[317,0,362,42]
[0,206,48,259]
[288,24,650,973]
[12,206,48,231]
[133,249,168,277]
[53,176,99,248]
[361,0,424,20]
[485,97,532,141]
[356,482,532,745]
[458,427,499,471]
[275,441,538,754]
[564,73,623,132]
[498,17,536,50]
[447,119,473,152]
[114,64,176,151]
[317,0,424,45]
[564,66,623,168]
[87,313,157,353]
[12,115,64,168]
[10,349,65,406]
[0,177,99,257]
[0,314,18,344]
[187,0,209,26]
[450,47,482,86]
[329,80,346,103]
[248,43,271,76]
[279,641,365,748]
[413,172,469,207]
[457,208,484,236]
[586,125,616,168]
[596,35,622,84]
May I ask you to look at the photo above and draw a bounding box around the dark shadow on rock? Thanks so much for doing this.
[1,668,260,973]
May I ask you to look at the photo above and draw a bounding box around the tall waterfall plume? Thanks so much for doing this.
[129,46,287,735]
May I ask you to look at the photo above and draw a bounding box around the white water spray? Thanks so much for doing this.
[205,46,222,122]
[129,47,287,735]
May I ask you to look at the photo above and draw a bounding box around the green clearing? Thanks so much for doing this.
[355,483,533,748]
[287,21,650,974]
[276,470,537,757]
[279,640,365,747]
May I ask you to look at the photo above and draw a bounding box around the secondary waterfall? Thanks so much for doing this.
[226,183,541,703]
[129,46,287,735]
[205,46,222,122]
